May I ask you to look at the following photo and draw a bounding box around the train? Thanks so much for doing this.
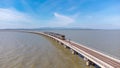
[44,32,66,40]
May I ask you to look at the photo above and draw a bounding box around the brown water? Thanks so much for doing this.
[0,31,92,68]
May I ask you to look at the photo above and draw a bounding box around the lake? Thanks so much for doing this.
[0,31,92,68]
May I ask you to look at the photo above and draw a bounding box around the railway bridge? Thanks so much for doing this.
[26,31,120,68]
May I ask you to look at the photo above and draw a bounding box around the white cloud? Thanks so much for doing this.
[0,8,75,28]
[0,8,32,23]
[0,8,40,29]
[48,12,75,27]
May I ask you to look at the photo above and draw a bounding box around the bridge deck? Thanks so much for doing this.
[64,40,120,68]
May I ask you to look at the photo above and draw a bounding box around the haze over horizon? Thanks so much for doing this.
[0,0,120,29]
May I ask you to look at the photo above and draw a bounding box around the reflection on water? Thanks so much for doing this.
[0,31,92,68]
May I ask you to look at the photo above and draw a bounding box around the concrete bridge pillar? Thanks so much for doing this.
[72,50,75,54]
[83,57,91,66]
[86,60,90,66]
[70,49,76,54]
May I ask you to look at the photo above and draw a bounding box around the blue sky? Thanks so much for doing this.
[0,0,120,29]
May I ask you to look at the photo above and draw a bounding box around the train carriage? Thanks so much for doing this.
[44,32,65,40]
